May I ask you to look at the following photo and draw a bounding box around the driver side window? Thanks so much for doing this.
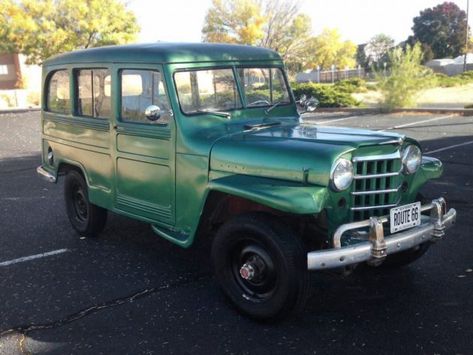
[120,69,171,125]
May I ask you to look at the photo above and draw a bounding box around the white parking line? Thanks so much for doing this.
[0,248,70,267]
[379,114,455,131]
[426,140,473,155]
[310,115,361,124]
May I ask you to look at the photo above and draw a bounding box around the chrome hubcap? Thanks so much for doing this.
[231,241,278,301]
[239,263,256,280]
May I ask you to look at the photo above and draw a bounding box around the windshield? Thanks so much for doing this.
[174,67,291,115]
[237,67,290,108]
[174,68,242,115]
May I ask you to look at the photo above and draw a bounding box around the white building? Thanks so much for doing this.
[425,54,473,76]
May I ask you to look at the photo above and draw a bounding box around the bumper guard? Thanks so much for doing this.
[37,165,57,183]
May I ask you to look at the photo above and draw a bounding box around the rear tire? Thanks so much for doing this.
[64,170,107,238]
[211,213,310,320]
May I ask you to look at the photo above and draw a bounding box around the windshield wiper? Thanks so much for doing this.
[244,121,281,130]
[195,109,231,119]
[265,101,287,114]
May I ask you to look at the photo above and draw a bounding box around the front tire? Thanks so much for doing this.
[211,213,310,320]
[64,170,107,238]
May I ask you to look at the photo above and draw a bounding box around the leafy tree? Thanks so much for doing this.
[410,2,469,59]
[365,33,395,67]
[309,28,357,69]
[202,0,266,45]
[202,0,314,72]
[356,43,369,69]
[376,43,435,109]
[0,0,139,64]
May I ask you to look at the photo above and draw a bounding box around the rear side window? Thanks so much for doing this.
[47,70,70,114]
[76,69,111,118]
[120,69,171,125]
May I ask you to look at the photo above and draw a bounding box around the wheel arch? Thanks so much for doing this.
[191,175,330,246]
[57,160,90,186]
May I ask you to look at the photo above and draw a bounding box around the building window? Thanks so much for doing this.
[47,70,70,114]
[76,69,111,118]
[0,65,8,75]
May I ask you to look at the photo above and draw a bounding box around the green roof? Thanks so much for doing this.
[44,43,282,66]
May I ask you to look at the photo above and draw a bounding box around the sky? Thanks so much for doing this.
[128,0,471,45]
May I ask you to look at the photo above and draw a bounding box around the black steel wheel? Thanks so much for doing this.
[64,170,107,238]
[211,213,310,320]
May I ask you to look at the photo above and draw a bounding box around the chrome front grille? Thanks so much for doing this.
[351,152,402,221]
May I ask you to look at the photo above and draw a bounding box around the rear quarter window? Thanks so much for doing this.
[76,69,111,118]
[46,70,70,114]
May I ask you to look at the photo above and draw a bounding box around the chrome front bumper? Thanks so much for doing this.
[37,165,57,183]
[307,198,456,270]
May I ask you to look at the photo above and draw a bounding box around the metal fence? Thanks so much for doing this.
[296,68,372,83]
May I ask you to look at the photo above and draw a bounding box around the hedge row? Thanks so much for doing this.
[292,81,360,108]
[434,71,473,88]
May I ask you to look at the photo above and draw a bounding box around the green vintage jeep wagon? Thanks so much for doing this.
[37,43,456,319]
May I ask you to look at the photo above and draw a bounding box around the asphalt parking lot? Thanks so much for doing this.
[0,111,472,354]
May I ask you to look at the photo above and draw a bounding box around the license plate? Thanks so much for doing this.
[390,202,421,234]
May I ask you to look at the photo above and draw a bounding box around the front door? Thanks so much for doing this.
[113,66,175,225]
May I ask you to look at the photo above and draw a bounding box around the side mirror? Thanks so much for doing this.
[297,94,307,104]
[304,97,319,112]
[144,105,161,121]
[297,96,319,113]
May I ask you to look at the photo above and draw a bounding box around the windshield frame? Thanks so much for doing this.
[172,64,293,117]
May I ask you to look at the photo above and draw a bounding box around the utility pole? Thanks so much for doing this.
[464,0,470,72]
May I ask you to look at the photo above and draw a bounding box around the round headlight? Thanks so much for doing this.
[401,145,422,174]
[331,158,354,191]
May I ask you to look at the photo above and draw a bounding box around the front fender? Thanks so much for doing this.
[208,175,329,215]
[419,156,443,180]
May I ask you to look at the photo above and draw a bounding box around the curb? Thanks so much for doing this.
[0,108,40,115]
[311,107,473,117]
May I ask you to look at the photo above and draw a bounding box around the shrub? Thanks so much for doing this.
[376,43,435,109]
[433,73,456,87]
[292,82,359,108]
[0,93,16,108]
[433,71,473,88]
[459,70,473,80]
[365,82,378,91]
[334,78,368,93]
[27,91,40,106]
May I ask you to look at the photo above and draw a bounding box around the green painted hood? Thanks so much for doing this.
[210,123,404,186]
